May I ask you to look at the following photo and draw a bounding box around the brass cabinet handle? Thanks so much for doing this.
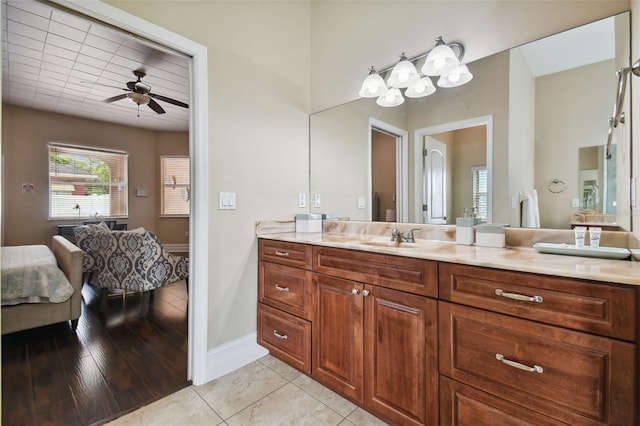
[496,353,543,373]
[273,330,288,340]
[352,288,359,295]
[274,284,289,292]
[495,288,543,303]
[362,290,370,296]
[275,250,290,257]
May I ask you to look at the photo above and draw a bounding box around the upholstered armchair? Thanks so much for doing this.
[73,223,188,315]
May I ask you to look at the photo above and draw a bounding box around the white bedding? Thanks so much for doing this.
[1,244,75,306]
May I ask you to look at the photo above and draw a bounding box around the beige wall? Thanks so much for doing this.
[1,105,188,246]
[535,60,615,229]
[310,1,628,112]
[105,0,311,348]
[96,0,631,355]
[633,0,640,239]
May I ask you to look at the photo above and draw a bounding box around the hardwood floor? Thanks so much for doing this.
[2,281,190,426]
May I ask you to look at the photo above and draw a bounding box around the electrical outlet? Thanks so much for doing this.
[314,194,321,208]
[572,198,580,208]
[298,193,306,208]
[357,197,366,209]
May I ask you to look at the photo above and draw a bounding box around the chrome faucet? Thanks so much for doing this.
[387,227,421,243]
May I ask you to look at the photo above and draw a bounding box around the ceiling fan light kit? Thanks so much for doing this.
[97,69,189,117]
[359,36,472,107]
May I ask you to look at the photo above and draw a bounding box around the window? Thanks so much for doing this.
[49,143,128,219]
[161,156,190,216]
[472,166,488,221]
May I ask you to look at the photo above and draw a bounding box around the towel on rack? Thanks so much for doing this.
[521,189,540,228]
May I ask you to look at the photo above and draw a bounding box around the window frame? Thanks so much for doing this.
[48,142,129,220]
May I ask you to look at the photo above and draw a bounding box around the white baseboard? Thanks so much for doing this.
[205,332,269,382]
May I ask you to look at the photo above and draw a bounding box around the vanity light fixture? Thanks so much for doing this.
[359,36,472,107]
[358,67,387,98]
[387,53,420,88]
[376,87,405,107]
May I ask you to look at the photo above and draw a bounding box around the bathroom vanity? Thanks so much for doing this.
[257,222,639,425]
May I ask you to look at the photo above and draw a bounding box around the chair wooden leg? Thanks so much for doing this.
[139,291,151,318]
[99,288,109,312]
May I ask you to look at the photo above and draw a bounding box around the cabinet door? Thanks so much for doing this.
[364,285,438,426]
[312,274,364,402]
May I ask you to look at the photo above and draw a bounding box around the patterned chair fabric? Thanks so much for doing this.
[73,223,188,292]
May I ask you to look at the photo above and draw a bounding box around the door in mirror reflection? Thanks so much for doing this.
[423,136,447,224]
[371,129,397,222]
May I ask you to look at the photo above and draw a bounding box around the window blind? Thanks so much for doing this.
[161,156,190,216]
[472,166,488,220]
[49,143,128,219]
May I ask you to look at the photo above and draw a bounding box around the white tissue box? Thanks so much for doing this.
[476,224,505,248]
[456,217,475,245]
[295,213,322,233]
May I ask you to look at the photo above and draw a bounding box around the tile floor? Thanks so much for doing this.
[106,355,388,425]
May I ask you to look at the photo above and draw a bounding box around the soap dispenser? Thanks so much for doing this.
[456,208,475,245]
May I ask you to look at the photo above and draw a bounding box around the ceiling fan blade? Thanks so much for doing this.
[148,93,189,108]
[147,98,166,114]
[104,94,128,103]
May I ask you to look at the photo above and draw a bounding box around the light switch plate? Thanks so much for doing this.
[572,198,580,208]
[219,192,236,210]
[357,197,366,209]
[314,194,321,208]
[298,193,306,208]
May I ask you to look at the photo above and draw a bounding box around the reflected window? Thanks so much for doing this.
[161,156,190,216]
[472,166,488,221]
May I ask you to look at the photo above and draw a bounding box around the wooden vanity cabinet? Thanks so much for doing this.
[439,262,637,426]
[312,247,438,426]
[257,240,312,373]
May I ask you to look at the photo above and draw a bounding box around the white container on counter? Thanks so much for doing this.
[456,217,475,245]
[476,224,506,248]
[295,213,322,233]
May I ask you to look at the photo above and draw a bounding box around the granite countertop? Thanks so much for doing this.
[257,221,640,287]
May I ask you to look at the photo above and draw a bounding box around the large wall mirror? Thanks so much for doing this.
[310,12,631,230]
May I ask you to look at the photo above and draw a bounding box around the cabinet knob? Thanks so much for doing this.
[352,288,359,295]
[362,290,370,296]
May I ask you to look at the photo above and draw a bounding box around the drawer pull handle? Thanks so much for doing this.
[496,353,543,374]
[273,330,288,340]
[274,284,290,292]
[495,289,543,303]
[275,250,290,257]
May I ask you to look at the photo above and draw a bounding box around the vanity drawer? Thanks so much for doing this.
[439,302,636,426]
[313,246,437,297]
[438,262,636,341]
[258,303,311,374]
[259,261,312,320]
[439,377,565,426]
[259,239,312,269]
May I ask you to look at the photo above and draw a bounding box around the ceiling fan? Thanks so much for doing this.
[100,69,189,116]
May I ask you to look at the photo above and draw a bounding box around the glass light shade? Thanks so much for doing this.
[437,64,473,88]
[387,56,419,88]
[358,69,387,98]
[422,43,459,76]
[376,88,404,107]
[405,77,436,98]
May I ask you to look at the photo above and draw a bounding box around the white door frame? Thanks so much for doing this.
[50,0,210,386]
[414,115,493,223]
[369,118,408,222]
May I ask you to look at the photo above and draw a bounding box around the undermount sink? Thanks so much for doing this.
[359,240,419,248]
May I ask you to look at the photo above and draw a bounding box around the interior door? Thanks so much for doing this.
[423,136,447,224]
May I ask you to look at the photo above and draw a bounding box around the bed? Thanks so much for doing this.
[1,236,83,334]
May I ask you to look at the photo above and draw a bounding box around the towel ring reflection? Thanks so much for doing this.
[547,179,566,194]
